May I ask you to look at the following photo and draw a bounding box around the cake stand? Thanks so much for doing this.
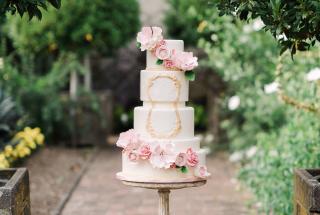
[118,176,206,215]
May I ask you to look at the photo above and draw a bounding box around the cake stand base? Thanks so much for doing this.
[119,178,206,215]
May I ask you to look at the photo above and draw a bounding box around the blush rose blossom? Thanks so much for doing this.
[163,59,175,68]
[150,143,176,169]
[155,45,171,60]
[128,151,139,162]
[138,143,152,160]
[175,152,187,166]
[186,148,199,167]
[116,129,140,152]
[194,165,210,178]
[137,27,163,51]
[173,51,198,71]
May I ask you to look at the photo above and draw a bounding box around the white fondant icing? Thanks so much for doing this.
[144,137,200,151]
[134,106,194,139]
[146,40,184,70]
[140,70,189,102]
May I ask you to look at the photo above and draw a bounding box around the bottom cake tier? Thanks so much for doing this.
[118,149,208,183]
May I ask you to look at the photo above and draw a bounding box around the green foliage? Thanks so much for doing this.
[215,0,320,55]
[240,110,320,214]
[0,0,60,19]
[189,103,207,130]
[3,0,140,57]
[114,105,134,133]
[165,0,203,46]
[0,89,21,144]
[196,6,286,150]
[0,53,86,140]
[185,70,195,81]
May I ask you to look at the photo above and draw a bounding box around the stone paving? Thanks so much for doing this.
[61,148,253,215]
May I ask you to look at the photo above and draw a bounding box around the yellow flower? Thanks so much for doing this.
[35,134,45,145]
[85,33,93,42]
[0,160,9,169]
[197,20,208,33]
[27,141,37,149]
[0,153,9,168]
[4,145,13,157]
[16,142,31,158]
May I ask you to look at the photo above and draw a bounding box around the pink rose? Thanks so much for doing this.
[163,59,175,69]
[172,51,198,71]
[138,144,152,160]
[155,45,170,60]
[128,151,139,162]
[186,148,199,167]
[116,129,141,153]
[175,153,187,167]
[137,27,163,51]
[194,165,211,178]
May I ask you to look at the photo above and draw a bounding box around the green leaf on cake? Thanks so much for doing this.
[136,42,141,48]
[181,166,188,173]
[185,70,195,81]
[156,59,163,65]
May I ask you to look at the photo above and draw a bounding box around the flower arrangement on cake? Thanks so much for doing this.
[137,27,198,81]
[117,129,210,179]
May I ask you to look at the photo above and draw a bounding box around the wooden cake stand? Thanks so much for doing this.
[119,177,206,215]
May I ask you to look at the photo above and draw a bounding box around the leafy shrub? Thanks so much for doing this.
[3,0,140,58]
[165,0,203,46]
[0,53,85,141]
[240,110,320,214]
[215,0,320,55]
[0,89,22,144]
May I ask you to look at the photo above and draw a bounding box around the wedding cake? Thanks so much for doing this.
[116,26,210,182]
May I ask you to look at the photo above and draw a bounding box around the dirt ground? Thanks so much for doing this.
[22,146,94,215]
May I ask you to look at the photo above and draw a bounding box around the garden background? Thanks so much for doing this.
[0,0,320,214]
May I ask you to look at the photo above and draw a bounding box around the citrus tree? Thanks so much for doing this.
[3,0,140,92]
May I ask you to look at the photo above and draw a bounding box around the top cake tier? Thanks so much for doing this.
[147,40,184,70]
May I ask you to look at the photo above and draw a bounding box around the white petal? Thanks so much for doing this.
[264,82,279,94]
[228,96,240,110]
[306,68,320,82]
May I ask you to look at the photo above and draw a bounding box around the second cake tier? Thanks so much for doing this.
[134,106,194,139]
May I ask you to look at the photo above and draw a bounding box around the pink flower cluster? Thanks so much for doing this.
[116,129,210,179]
[136,26,198,71]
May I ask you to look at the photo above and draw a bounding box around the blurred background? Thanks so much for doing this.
[0,0,320,214]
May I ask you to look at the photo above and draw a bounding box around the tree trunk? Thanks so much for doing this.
[207,89,220,145]
[84,54,92,91]
[70,71,79,101]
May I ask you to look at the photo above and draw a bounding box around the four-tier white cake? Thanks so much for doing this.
[116,27,210,183]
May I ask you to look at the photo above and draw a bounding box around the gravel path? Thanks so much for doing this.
[61,148,253,215]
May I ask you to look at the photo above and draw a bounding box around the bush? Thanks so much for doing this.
[3,0,140,58]
[215,0,320,54]
[240,110,320,214]
[0,53,85,141]
[0,89,22,144]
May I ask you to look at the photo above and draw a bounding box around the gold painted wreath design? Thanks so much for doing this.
[146,75,182,138]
